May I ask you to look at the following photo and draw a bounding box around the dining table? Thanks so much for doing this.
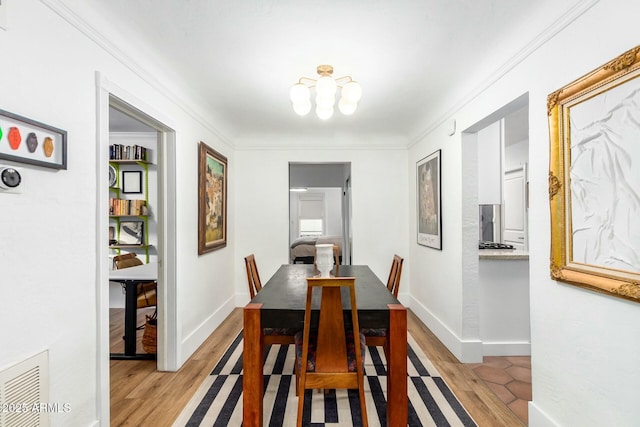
[243,263,407,426]
[109,261,158,360]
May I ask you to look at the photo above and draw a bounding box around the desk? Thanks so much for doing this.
[243,264,407,426]
[109,262,158,360]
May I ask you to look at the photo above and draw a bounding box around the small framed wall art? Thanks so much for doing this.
[417,149,442,250]
[122,170,142,194]
[0,109,67,169]
[118,220,144,245]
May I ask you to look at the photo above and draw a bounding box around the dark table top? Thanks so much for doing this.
[250,264,400,329]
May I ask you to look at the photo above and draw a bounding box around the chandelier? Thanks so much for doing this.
[290,65,362,120]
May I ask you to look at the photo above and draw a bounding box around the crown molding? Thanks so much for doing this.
[40,0,234,149]
[409,0,600,148]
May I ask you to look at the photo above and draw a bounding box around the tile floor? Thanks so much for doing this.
[469,356,532,425]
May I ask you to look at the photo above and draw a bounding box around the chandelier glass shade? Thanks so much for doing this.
[290,65,362,120]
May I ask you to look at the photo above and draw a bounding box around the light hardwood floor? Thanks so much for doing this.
[110,308,524,426]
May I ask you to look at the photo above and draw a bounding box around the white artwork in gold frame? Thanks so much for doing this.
[548,44,640,302]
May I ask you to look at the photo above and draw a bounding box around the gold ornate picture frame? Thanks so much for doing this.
[548,45,640,302]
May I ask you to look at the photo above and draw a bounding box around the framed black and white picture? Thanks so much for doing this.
[118,221,144,245]
[417,149,442,249]
[121,170,142,194]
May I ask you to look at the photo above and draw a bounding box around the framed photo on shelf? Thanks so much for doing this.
[121,170,142,194]
[0,109,67,169]
[198,141,227,254]
[118,221,144,245]
[548,44,640,302]
[417,149,442,250]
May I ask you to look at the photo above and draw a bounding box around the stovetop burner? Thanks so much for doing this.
[479,241,515,250]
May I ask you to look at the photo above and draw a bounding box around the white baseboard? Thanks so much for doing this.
[407,296,483,363]
[528,401,560,427]
[482,341,531,356]
[180,296,235,365]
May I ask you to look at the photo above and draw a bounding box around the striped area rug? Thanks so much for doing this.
[173,331,477,426]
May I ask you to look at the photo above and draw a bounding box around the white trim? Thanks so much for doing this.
[528,401,562,427]
[94,76,111,427]
[41,0,233,149]
[408,296,483,363]
[95,71,179,426]
[409,0,600,147]
[482,341,531,357]
[179,297,235,365]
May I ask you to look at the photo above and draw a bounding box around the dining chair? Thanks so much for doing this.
[244,254,296,346]
[295,277,368,427]
[386,254,404,298]
[244,254,262,299]
[362,254,404,358]
[113,253,157,309]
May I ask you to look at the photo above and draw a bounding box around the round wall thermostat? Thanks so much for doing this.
[0,167,21,188]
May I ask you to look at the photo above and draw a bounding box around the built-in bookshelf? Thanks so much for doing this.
[109,144,153,261]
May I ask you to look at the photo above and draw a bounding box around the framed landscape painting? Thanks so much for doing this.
[548,44,640,302]
[417,149,442,249]
[198,141,227,254]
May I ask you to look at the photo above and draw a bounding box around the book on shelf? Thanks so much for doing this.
[109,198,147,216]
[109,144,150,161]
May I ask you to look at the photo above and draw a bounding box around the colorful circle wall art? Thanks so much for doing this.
[0,109,67,169]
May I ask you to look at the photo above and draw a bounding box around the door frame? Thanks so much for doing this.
[95,72,178,425]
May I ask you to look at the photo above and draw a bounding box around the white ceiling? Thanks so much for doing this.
[79,0,577,143]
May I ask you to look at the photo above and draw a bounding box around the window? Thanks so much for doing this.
[299,218,323,236]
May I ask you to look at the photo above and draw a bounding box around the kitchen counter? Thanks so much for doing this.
[479,249,529,260]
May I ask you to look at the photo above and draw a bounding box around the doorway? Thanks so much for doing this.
[288,162,352,265]
[461,92,531,356]
[96,73,178,425]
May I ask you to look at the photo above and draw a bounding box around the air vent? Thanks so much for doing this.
[0,351,49,427]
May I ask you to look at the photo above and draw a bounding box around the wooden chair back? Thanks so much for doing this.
[244,254,262,299]
[297,277,367,426]
[333,245,340,268]
[113,252,143,269]
[386,254,404,298]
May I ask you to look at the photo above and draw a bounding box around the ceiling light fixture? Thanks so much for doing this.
[290,65,362,120]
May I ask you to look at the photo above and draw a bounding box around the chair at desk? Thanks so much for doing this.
[362,254,404,358]
[113,253,157,309]
[244,254,296,345]
[295,277,368,426]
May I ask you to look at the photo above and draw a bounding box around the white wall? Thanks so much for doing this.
[409,0,640,425]
[478,259,530,356]
[477,120,502,205]
[0,1,235,425]
[289,188,343,244]
[234,147,410,304]
[505,138,528,171]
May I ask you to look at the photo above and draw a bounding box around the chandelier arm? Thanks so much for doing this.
[334,75,354,86]
[298,77,318,86]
